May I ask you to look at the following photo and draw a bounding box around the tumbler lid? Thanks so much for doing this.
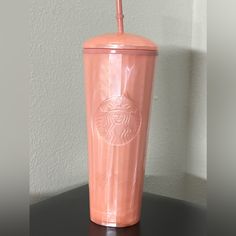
[83,33,158,51]
[83,0,158,53]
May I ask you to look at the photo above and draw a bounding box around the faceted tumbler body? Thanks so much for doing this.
[84,49,157,227]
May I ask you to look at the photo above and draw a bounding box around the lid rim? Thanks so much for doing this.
[83,48,158,56]
[83,47,158,51]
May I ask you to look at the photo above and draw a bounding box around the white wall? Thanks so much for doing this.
[187,0,207,179]
[30,0,206,204]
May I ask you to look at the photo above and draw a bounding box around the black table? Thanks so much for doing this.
[30,185,206,236]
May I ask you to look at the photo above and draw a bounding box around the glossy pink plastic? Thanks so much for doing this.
[83,0,158,228]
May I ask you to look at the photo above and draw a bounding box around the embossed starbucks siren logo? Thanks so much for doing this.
[94,96,141,146]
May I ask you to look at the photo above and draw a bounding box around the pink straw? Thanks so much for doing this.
[116,0,124,33]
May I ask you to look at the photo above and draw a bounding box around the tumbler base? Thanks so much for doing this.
[90,217,140,228]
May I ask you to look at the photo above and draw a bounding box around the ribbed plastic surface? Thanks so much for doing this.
[84,52,157,227]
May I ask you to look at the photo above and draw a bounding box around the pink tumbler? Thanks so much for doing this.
[83,0,158,228]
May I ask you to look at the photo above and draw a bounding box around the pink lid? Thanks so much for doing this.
[83,33,158,51]
[83,0,158,52]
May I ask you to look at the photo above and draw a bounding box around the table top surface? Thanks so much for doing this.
[30,185,206,236]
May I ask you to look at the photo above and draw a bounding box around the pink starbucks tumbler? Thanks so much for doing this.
[83,0,158,228]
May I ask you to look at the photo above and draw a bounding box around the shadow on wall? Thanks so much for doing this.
[144,174,206,206]
[145,47,206,206]
[30,182,87,205]
[146,46,192,179]
[30,194,51,205]
[187,49,207,179]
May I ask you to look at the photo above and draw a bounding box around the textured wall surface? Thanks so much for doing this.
[30,0,206,204]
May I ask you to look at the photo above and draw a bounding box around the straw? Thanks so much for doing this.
[116,0,124,33]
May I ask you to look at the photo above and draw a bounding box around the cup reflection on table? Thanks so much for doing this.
[89,221,140,236]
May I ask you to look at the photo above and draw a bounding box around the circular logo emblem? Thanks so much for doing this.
[94,96,141,146]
